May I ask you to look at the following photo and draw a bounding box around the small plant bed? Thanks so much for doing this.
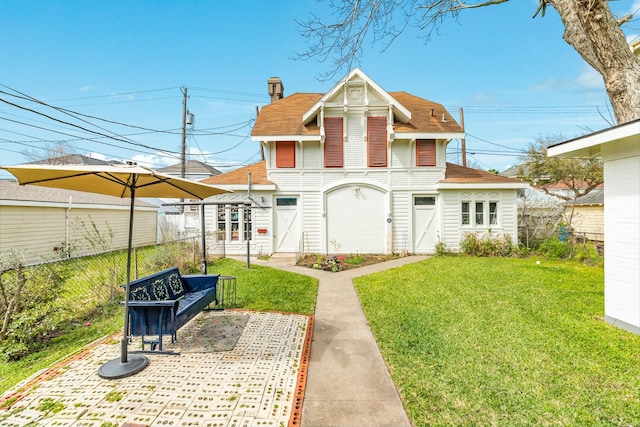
[297,253,400,272]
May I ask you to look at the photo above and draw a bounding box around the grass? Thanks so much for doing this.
[0,257,317,395]
[208,257,317,315]
[354,256,640,426]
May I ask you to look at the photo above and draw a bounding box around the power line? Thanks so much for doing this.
[465,133,524,152]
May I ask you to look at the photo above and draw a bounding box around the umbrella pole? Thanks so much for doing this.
[98,181,148,379]
[120,186,136,364]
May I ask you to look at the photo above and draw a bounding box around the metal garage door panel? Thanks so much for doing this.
[326,186,385,253]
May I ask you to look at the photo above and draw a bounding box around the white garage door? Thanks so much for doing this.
[326,185,386,253]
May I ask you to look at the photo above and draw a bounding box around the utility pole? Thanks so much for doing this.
[459,107,467,168]
[181,87,188,179]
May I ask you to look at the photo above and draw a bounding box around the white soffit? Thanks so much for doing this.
[548,119,640,158]
[302,68,412,124]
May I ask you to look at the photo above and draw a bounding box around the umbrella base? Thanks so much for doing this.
[98,354,149,379]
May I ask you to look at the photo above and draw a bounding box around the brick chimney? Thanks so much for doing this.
[267,77,284,103]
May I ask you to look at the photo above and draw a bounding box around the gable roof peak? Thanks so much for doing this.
[302,68,411,125]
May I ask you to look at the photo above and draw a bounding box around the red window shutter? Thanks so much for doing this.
[367,116,387,167]
[324,117,343,168]
[416,139,436,166]
[276,141,295,168]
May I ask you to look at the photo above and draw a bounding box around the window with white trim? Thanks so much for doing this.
[461,201,470,225]
[489,202,498,225]
[475,202,484,225]
[461,200,499,227]
[216,204,252,242]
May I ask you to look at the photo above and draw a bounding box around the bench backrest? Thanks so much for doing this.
[128,267,188,301]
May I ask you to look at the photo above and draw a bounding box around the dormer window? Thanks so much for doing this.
[367,116,387,167]
[324,117,344,168]
[276,141,296,168]
[416,139,436,167]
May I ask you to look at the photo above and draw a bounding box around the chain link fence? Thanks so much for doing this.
[0,236,215,361]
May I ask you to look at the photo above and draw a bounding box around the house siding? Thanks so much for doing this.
[571,205,604,241]
[301,192,323,254]
[346,112,365,169]
[392,192,410,253]
[0,204,157,265]
[222,69,525,257]
[602,148,640,330]
[439,189,518,252]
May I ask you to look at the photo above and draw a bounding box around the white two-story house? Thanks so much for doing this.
[203,68,525,256]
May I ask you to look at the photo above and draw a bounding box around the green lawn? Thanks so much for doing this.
[208,257,318,315]
[354,256,640,426]
[0,258,317,396]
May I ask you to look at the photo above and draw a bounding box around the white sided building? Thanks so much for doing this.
[548,119,640,334]
[202,68,526,256]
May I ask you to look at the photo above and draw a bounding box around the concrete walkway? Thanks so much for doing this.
[0,255,427,427]
[255,255,428,427]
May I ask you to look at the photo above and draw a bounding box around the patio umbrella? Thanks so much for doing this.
[0,162,229,379]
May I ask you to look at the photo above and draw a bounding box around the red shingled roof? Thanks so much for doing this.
[442,163,525,184]
[251,92,463,137]
[200,161,273,186]
[201,161,524,186]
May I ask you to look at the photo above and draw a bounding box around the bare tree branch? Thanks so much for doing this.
[296,0,639,122]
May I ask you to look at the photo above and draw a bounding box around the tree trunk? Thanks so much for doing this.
[548,0,640,124]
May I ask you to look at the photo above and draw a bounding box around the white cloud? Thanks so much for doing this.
[79,85,92,92]
[574,67,603,90]
[532,66,604,93]
[629,0,640,16]
[131,152,175,168]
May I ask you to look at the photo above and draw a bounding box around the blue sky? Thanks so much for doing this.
[1,0,638,177]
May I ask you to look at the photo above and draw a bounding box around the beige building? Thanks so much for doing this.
[0,180,158,265]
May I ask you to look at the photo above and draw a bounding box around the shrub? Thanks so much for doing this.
[346,254,366,265]
[0,303,64,361]
[573,242,602,266]
[538,237,570,259]
[460,232,515,257]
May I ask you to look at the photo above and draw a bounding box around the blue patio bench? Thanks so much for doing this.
[124,267,219,351]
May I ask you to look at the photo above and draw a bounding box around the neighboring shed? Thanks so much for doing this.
[0,180,158,265]
[548,118,640,335]
[567,189,604,242]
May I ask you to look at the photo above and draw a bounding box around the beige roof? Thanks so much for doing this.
[27,154,121,166]
[200,161,273,186]
[252,92,462,137]
[158,160,221,176]
[0,180,156,207]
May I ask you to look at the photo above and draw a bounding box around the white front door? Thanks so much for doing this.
[275,196,300,252]
[413,196,438,253]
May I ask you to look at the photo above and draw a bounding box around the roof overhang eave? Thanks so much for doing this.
[251,135,319,142]
[209,184,276,191]
[396,132,465,140]
[548,119,640,158]
[436,182,529,190]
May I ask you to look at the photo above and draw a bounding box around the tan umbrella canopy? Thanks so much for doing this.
[1,163,225,199]
[1,162,230,378]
